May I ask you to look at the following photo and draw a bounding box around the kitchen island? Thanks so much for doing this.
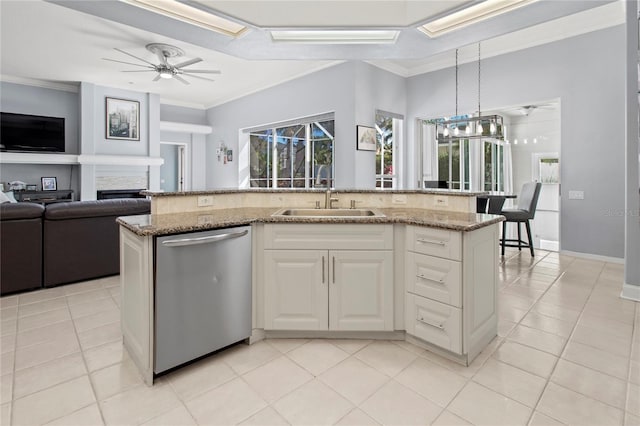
[118,190,503,385]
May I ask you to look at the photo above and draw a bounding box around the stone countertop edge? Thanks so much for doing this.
[117,208,505,237]
[142,188,486,197]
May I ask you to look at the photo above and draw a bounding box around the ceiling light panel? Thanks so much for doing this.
[121,0,247,37]
[270,30,399,44]
[418,0,537,38]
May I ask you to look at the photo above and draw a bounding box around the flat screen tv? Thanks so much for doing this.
[0,112,65,153]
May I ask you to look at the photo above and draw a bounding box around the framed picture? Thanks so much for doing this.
[41,177,57,191]
[356,125,376,151]
[106,97,140,141]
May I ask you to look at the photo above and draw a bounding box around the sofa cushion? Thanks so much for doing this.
[44,199,150,220]
[0,202,45,220]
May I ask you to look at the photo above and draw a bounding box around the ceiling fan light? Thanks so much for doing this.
[159,69,173,79]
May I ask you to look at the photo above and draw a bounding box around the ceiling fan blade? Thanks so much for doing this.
[184,74,216,83]
[182,69,222,74]
[173,57,203,69]
[173,74,190,85]
[114,48,157,67]
[122,70,157,73]
[103,58,155,69]
[153,74,162,82]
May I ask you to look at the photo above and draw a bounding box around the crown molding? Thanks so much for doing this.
[0,75,79,93]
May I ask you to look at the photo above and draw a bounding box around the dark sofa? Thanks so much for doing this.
[1,198,150,295]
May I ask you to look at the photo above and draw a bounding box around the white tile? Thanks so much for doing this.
[1,351,14,375]
[0,306,17,321]
[551,359,627,409]
[13,352,86,399]
[73,308,120,333]
[185,377,267,425]
[472,358,546,408]
[627,383,640,417]
[578,313,634,341]
[432,410,472,425]
[0,296,17,308]
[507,324,566,356]
[243,355,313,403]
[528,411,566,426]
[287,340,350,376]
[561,340,629,380]
[239,406,289,426]
[17,287,65,306]
[353,340,417,377]
[62,280,104,296]
[1,333,15,354]
[498,319,517,337]
[219,341,280,375]
[68,298,118,320]
[359,380,441,426]
[17,297,67,318]
[15,319,76,349]
[530,301,582,323]
[99,276,121,289]
[141,404,196,426]
[166,355,237,401]
[16,307,70,332]
[395,356,467,407]
[1,403,10,426]
[12,375,96,426]
[493,341,558,378]
[14,332,80,371]
[625,411,640,426]
[44,403,104,426]
[319,357,388,405]
[100,381,181,425]
[66,288,112,306]
[83,341,129,372]
[1,319,16,336]
[325,339,372,354]
[0,373,12,405]
[537,382,624,426]
[265,338,309,353]
[571,324,632,358]
[336,408,380,426]
[448,381,531,426]
[91,358,144,401]
[272,379,352,426]
[78,321,121,350]
[391,340,428,356]
[630,361,640,386]
[520,311,575,338]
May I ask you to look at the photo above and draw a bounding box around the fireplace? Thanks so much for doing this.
[96,189,147,200]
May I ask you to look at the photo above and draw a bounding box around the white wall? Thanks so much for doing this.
[406,25,627,259]
[205,61,407,189]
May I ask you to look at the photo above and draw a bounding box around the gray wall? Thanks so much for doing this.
[406,25,627,259]
[160,104,208,125]
[206,61,407,189]
[0,82,80,193]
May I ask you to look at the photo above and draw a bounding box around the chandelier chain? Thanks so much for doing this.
[455,48,458,117]
[477,42,481,117]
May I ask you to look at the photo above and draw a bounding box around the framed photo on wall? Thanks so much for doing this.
[106,97,140,141]
[356,125,376,151]
[41,177,57,191]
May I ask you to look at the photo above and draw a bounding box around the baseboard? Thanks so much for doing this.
[539,239,559,252]
[560,249,624,264]
[621,283,640,302]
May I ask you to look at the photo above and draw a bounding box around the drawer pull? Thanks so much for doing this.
[416,238,446,246]
[416,273,445,284]
[418,316,445,330]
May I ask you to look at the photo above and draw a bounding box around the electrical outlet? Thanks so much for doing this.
[568,190,584,200]
[197,196,214,207]
[434,195,449,207]
[392,194,407,204]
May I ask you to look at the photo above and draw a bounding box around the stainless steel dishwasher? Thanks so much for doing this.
[154,225,251,374]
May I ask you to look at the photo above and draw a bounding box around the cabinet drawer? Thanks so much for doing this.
[406,226,461,260]
[264,224,393,250]
[405,252,462,307]
[405,293,462,354]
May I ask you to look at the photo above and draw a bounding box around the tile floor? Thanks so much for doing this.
[1,249,639,425]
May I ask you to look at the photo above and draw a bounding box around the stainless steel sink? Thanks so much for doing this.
[272,208,385,218]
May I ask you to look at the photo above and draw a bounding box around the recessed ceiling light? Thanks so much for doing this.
[270,30,399,44]
[121,0,247,37]
[418,0,537,38]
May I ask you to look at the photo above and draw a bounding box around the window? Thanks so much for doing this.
[248,116,334,188]
[375,111,403,189]
[438,138,470,190]
[483,140,504,191]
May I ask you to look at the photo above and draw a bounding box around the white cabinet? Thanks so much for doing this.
[263,224,394,332]
[404,224,498,364]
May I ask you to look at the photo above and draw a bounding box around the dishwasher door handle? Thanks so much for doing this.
[161,230,249,247]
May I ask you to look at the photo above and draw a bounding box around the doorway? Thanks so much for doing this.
[160,142,188,192]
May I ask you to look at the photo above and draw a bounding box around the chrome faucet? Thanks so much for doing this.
[325,189,339,209]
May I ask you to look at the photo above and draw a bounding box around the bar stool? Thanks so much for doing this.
[500,182,542,256]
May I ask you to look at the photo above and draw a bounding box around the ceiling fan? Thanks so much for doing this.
[103,43,221,85]
[514,104,556,116]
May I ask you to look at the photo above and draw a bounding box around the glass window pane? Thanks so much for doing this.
[249,132,271,187]
[484,141,493,191]
[438,142,449,186]
[311,122,333,188]
[451,140,460,189]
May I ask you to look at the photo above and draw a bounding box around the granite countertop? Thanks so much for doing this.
[142,188,486,197]
[118,207,504,237]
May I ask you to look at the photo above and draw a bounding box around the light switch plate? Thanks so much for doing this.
[568,190,584,200]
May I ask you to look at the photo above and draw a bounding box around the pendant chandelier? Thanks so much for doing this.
[437,43,505,141]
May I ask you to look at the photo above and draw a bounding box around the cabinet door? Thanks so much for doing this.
[405,251,462,307]
[329,250,393,331]
[264,250,328,330]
